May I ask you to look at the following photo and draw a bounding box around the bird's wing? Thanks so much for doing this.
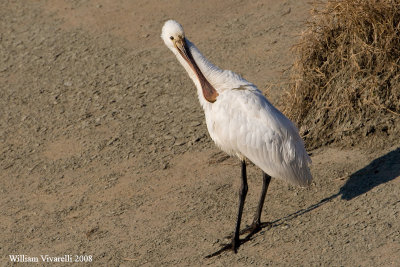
[207,86,312,186]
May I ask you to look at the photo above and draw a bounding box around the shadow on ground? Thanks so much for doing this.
[206,147,400,258]
[273,147,400,224]
[339,147,400,200]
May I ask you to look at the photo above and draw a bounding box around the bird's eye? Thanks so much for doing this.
[170,36,174,40]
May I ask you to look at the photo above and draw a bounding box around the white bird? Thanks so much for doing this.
[161,20,312,253]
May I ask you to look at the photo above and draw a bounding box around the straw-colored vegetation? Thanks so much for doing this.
[283,0,400,149]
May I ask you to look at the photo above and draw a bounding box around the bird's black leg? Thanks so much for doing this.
[206,167,270,258]
[232,160,248,253]
[234,171,271,236]
[252,172,271,227]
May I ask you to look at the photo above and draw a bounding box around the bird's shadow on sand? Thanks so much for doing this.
[206,147,400,258]
[339,147,400,200]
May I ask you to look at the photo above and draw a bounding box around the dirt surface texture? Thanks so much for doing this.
[1,0,399,266]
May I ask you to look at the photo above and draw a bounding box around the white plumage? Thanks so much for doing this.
[208,87,312,186]
[161,20,312,253]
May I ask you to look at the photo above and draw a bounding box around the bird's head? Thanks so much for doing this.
[161,20,198,78]
[161,20,186,51]
[161,20,219,103]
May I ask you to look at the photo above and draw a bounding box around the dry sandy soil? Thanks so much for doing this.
[1,0,399,266]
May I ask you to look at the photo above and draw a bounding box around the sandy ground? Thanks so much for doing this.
[1,0,399,266]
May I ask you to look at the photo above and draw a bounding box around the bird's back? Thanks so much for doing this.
[204,85,312,187]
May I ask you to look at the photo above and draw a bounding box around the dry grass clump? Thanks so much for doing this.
[283,0,400,149]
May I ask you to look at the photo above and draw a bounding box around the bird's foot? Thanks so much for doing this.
[206,222,272,258]
[231,237,240,253]
[224,221,268,239]
[240,221,261,235]
[205,238,241,258]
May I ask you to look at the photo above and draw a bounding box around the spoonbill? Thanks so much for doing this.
[161,20,312,253]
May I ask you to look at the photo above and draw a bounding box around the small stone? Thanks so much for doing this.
[64,81,72,87]
[174,139,186,146]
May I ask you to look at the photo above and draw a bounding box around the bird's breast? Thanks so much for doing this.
[203,91,249,159]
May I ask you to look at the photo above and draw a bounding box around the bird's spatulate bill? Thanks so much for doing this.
[175,38,218,103]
